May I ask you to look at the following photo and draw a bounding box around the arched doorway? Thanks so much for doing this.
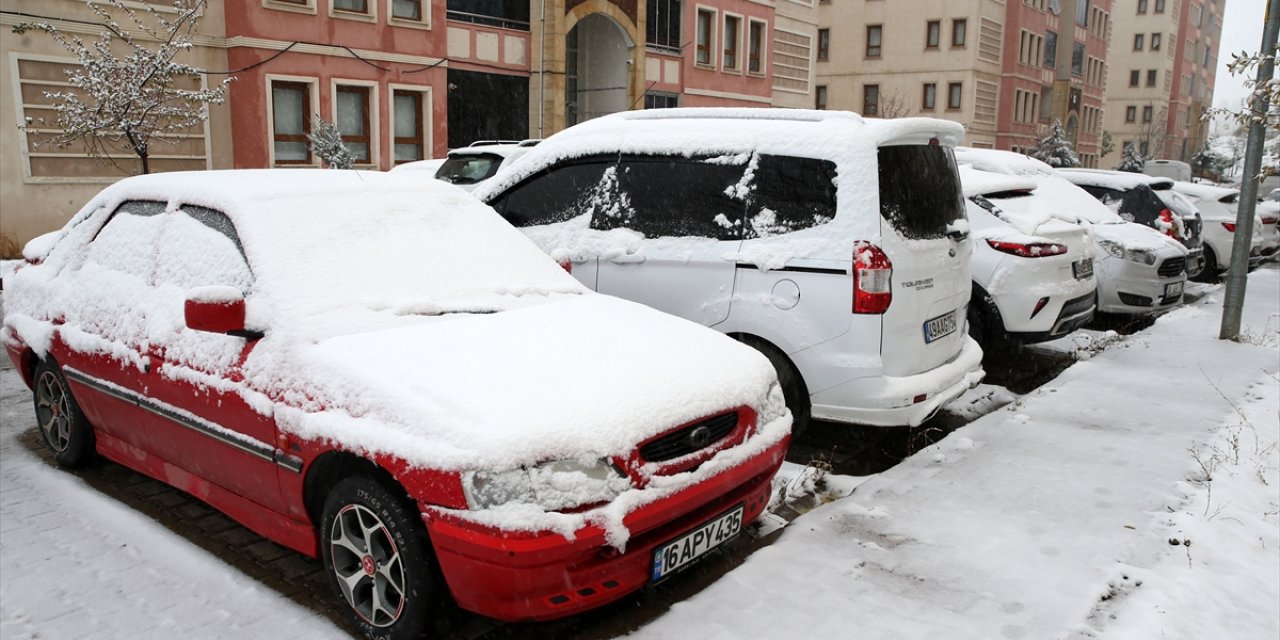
[565,13,633,127]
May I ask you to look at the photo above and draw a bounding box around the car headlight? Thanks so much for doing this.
[757,383,788,428]
[1098,240,1156,265]
[1098,239,1124,259]
[462,458,631,511]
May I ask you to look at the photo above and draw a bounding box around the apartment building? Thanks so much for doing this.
[1100,0,1223,167]
[814,0,1110,163]
[1,0,817,251]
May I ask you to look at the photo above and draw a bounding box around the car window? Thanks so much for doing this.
[877,145,965,240]
[1080,185,1122,204]
[437,153,504,185]
[155,206,252,292]
[85,200,168,280]
[595,155,748,240]
[492,159,614,227]
[1115,184,1166,225]
[742,154,838,239]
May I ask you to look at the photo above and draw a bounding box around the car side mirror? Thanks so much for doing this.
[184,286,263,340]
[22,230,63,265]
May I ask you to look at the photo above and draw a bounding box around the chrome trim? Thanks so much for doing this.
[63,367,301,474]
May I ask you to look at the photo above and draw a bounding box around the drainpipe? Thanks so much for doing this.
[538,0,546,137]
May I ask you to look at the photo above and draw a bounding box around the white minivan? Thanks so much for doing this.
[474,109,985,430]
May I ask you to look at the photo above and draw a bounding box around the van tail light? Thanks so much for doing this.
[1158,208,1177,238]
[1221,222,1236,232]
[853,241,892,314]
[558,259,572,274]
[985,239,1068,258]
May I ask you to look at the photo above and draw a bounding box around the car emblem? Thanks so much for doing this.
[688,426,713,449]
[949,247,957,257]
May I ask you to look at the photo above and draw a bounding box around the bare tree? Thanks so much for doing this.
[12,0,232,175]
[877,88,912,119]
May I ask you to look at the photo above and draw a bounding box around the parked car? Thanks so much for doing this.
[1059,168,1206,279]
[1241,197,1280,260]
[955,149,1189,316]
[2,170,791,640]
[387,157,446,176]
[958,165,1096,345]
[433,139,540,191]
[1169,181,1272,277]
[475,108,986,430]
[1142,159,1192,182]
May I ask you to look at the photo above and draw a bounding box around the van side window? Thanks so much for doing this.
[878,145,965,240]
[744,155,838,238]
[492,160,614,227]
[597,156,747,240]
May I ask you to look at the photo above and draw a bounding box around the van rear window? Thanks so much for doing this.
[877,145,965,240]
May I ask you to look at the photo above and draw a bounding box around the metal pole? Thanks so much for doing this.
[538,0,546,138]
[1220,0,1279,340]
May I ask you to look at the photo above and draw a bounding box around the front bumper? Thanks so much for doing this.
[423,433,789,622]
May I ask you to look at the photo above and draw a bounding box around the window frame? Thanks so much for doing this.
[922,82,937,110]
[747,18,767,76]
[1133,33,1144,51]
[1142,105,1153,123]
[946,82,962,110]
[815,84,828,110]
[1150,32,1161,50]
[722,12,743,72]
[331,0,376,20]
[817,27,830,61]
[1129,69,1140,87]
[951,18,967,48]
[389,0,429,27]
[695,7,717,67]
[1125,106,1136,123]
[863,84,879,117]
[331,80,379,167]
[267,76,319,167]
[390,84,431,165]
[865,24,882,58]
[1137,0,1147,13]
[1146,69,1158,87]
[926,20,940,49]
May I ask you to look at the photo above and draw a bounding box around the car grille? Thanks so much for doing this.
[1058,292,1095,319]
[639,412,739,463]
[1157,257,1185,278]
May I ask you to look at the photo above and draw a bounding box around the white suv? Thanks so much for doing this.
[432,140,540,192]
[475,109,985,430]
[959,165,1097,345]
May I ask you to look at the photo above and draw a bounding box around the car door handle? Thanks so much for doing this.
[609,254,646,264]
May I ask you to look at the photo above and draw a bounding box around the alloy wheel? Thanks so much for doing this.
[328,503,407,627]
[35,371,72,452]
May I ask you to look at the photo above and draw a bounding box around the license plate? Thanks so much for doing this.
[923,310,958,344]
[1165,281,1183,298]
[651,505,744,582]
[1073,257,1094,280]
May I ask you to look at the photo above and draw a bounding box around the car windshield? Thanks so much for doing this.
[436,153,504,184]
[877,144,966,240]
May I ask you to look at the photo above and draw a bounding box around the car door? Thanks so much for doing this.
[136,204,285,512]
[590,154,745,327]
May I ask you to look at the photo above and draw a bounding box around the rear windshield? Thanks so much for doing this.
[436,153,503,185]
[1114,184,1168,226]
[878,145,965,239]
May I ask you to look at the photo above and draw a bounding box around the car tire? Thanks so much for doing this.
[737,336,811,436]
[32,358,96,468]
[1192,245,1218,283]
[967,287,1006,349]
[321,475,442,640]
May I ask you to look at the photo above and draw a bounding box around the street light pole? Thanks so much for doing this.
[1220,0,1279,340]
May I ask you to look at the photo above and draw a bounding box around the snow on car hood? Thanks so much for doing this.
[252,294,780,470]
[1091,220,1187,254]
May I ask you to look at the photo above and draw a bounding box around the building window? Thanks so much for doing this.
[1154,0,1164,12]
[644,92,679,109]
[863,84,879,116]
[1075,0,1089,26]
[951,19,967,47]
[1146,69,1157,87]
[335,85,371,164]
[647,0,681,50]
[817,28,830,61]
[1044,30,1057,68]
[866,24,882,58]
[334,0,369,14]
[1151,32,1161,50]
[271,80,312,164]
[1137,0,1147,12]
[696,9,715,66]
[393,89,425,164]
[1133,33,1143,50]
[748,20,766,74]
[391,0,422,21]
[926,20,940,48]
[1125,106,1136,123]
[723,14,741,70]
[1129,69,1140,87]
[947,82,962,110]
[922,82,936,110]
[1142,105,1153,123]
[1071,42,1084,75]
[815,84,828,110]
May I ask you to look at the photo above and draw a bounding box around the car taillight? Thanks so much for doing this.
[1262,216,1279,225]
[1158,208,1177,238]
[985,239,1068,258]
[558,259,572,274]
[1222,222,1237,232]
[853,241,892,314]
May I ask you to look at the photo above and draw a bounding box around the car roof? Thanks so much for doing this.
[958,165,1039,198]
[954,147,1057,177]
[1171,181,1238,201]
[1057,168,1175,191]
[447,140,541,159]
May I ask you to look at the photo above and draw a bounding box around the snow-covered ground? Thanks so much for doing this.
[1,267,1277,639]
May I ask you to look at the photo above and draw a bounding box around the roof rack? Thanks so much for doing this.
[468,139,522,147]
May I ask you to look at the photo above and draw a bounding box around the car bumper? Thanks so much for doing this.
[991,277,1096,337]
[422,433,789,622]
[1005,291,1096,344]
[809,335,985,427]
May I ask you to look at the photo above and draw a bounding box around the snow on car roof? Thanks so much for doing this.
[1171,181,1238,202]
[953,148,1124,230]
[954,147,1057,177]
[474,108,965,202]
[958,165,1039,198]
[1057,168,1175,191]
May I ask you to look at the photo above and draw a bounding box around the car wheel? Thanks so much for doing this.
[321,475,441,640]
[737,336,811,436]
[33,358,96,467]
[967,287,1005,349]
[1192,246,1218,283]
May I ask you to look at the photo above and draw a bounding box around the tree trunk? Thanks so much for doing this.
[139,151,150,175]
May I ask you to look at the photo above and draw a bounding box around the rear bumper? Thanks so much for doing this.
[810,335,985,427]
[1006,292,1096,344]
[423,433,789,622]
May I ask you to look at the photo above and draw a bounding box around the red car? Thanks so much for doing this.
[3,170,791,639]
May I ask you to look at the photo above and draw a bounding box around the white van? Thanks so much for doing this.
[475,109,985,429]
[1143,159,1192,182]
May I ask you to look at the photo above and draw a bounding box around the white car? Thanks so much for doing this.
[959,165,1096,345]
[387,157,446,175]
[475,108,985,430]
[433,140,540,192]
[1169,182,1271,277]
[955,149,1189,316]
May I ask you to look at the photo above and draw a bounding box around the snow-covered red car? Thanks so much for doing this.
[2,170,791,639]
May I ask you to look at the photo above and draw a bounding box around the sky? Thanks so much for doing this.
[1214,0,1270,109]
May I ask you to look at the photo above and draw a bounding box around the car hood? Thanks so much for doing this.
[1091,221,1187,255]
[255,294,780,470]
